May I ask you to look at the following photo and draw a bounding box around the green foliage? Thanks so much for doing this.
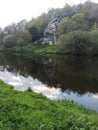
[17,19,28,30]
[17,29,32,46]
[57,1,98,55]
[28,26,40,42]
[3,34,17,48]
[28,13,49,38]
[58,13,89,36]
[71,13,89,30]
[0,80,98,130]
[12,45,58,54]
[92,22,98,30]
[58,17,75,35]
[89,5,98,26]
[4,23,17,35]
[58,30,98,54]
[0,0,98,54]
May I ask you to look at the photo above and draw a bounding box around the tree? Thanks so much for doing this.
[58,12,89,37]
[63,4,73,18]
[28,26,40,42]
[3,34,17,48]
[17,29,32,46]
[17,19,28,31]
[28,13,49,38]
[58,17,75,35]
[89,6,98,26]
[4,23,17,35]
[82,0,94,16]
[71,13,89,30]
[57,30,90,54]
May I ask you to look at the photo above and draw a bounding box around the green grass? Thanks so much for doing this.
[0,80,98,130]
[11,45,59,54]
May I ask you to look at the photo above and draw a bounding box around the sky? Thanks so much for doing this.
[0,0,98,28]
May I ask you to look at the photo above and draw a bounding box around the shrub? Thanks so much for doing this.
[3,34,17,48]
[57,30,98,54]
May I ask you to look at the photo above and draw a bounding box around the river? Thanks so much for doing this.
[0,53,98,112]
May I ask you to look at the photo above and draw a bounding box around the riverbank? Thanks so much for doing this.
[1,30,98,55]
[0,80,98,130]
[6,45,60,55]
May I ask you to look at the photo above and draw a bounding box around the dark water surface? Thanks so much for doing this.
[0,53,98,112]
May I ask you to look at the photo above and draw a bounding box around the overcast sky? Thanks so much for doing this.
[0,0,97,28]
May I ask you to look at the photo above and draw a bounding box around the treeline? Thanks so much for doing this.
[0,13,50,50]
[57,0,98,54]
[0,0,98,54]
[0,11,53,50]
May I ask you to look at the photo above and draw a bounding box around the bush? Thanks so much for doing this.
[3,34,17,48]
[57,30,98,54]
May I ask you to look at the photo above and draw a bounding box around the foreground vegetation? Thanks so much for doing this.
[0,80,98,130]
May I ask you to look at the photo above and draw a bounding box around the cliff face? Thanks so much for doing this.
[44,12,61,44]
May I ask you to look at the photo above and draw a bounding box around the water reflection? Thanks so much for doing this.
[0,53,98,111]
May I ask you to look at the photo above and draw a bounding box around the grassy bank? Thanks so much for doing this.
[8,45,59,54]
[0,80,98,130]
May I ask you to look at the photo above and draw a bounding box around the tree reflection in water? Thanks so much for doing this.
[0,53,98,111]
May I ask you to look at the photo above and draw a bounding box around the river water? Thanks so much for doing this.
[0,53,98,112]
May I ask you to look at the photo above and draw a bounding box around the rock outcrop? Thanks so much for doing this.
[44,12,61,45]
